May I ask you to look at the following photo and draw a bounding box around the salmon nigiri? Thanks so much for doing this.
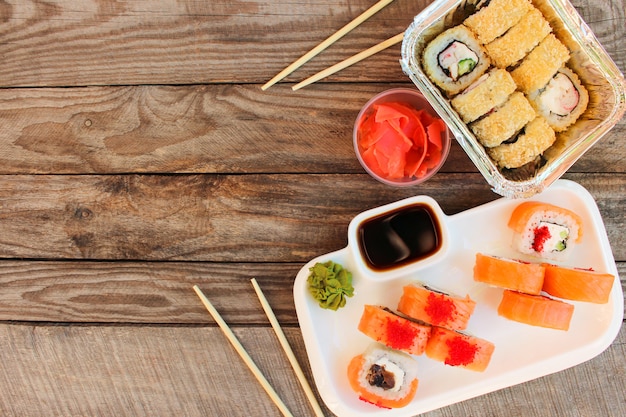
[397,283,476,331]
[497,290,574,331]
[542,264,614,304]
[358,305,431,355]
[473,253,545,295]
[507,201,583,260]
[425,326,495,372]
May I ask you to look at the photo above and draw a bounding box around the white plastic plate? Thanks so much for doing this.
[293,179,623,417]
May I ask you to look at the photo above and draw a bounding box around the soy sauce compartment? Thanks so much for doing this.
[347,196,450,280]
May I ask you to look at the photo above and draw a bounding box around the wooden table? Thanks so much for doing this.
[0,1,623,416]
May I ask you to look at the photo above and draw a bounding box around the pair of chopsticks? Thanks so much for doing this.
[262,0,403,91]
[193,281,324,417]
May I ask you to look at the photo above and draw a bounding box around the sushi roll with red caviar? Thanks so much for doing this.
[473,253,545,295]
[507,201,583,260]
[529,66,589,132]
[425,326,495,372]
[358,305,431,356]
[347,343,419,409]
[422,25,490,97]
[498,290,574,331]
[397,283,476,331]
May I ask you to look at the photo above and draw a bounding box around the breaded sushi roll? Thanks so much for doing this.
[511,34,570,94]
[463,0,534,44]
[470,92,537,148]
[347,343,419,409]
[422,25,490,97]
[485,8,552,68]
[487,116,556,169]
[450,68,516,123]
[528,66,589,132]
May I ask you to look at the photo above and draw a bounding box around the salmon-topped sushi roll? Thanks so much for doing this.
[347,343,419,409]
[473,253,545,295]
[498,290,574,331]
[397,283,476,331]
[425,326,495,372]
[542,264,614,304]
[358,305,431,355]
[507,201,583,260]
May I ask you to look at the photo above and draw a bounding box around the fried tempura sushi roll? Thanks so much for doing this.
[450,68,516,123]
[485,8,552,68]
[347,343,419,409]
[422,25,490,97]
[397,283,476,331]
[470,92,537,148]
[528,66,589,132]
[358,305,431,356]
[425,326,495,372]
[463,0,534,44]
[486,116,556,169]
[511,34,570,94]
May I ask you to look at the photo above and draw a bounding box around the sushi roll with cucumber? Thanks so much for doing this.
[463,0,534,45]
[528,66,589,132]
[486,116,556,169]
[450,68,516,123]
[347,343,419,409]
[422,25,490,97]
[507,201,583,260]
[510,34,570,94]
[485,8,552,69]
[470,92,537,148]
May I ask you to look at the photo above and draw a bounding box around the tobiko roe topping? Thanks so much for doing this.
[357,101,446,180]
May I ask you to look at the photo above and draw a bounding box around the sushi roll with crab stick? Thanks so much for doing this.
[463,0,534,45]
[425,326,495,372]
[498,290,574,331]
[484,7,552,69]
[542,263,614,304]
[510,34,570,94]
[397,283,476,331]
[358,304,431,356]
[422,25,490,97]
[529,66,589,132]
[486,116,556,169]
[470,91,537,148]
[347,343,419,409]
[450,68,517,124]
[507,200,583,260]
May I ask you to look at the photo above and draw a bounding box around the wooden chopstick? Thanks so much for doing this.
[261,0,396,90]
[251,278,325,417]
[192,285,294,417]
[292,32,404,91]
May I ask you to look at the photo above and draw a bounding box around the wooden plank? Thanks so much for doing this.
[0,0,622,87]
[0,260,623,324]
[0,173,623,261]
[0,84,623,175]
[0,323,623,417]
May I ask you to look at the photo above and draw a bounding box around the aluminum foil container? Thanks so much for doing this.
[400,0,626,198]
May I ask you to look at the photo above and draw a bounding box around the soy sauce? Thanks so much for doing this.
[358,203,441,271]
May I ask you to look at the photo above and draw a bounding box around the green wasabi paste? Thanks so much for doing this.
[307,261,354,310]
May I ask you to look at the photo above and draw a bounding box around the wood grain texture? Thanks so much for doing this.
[0,324,623,417]
[0,261,623,325]
[0,84,622,175]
